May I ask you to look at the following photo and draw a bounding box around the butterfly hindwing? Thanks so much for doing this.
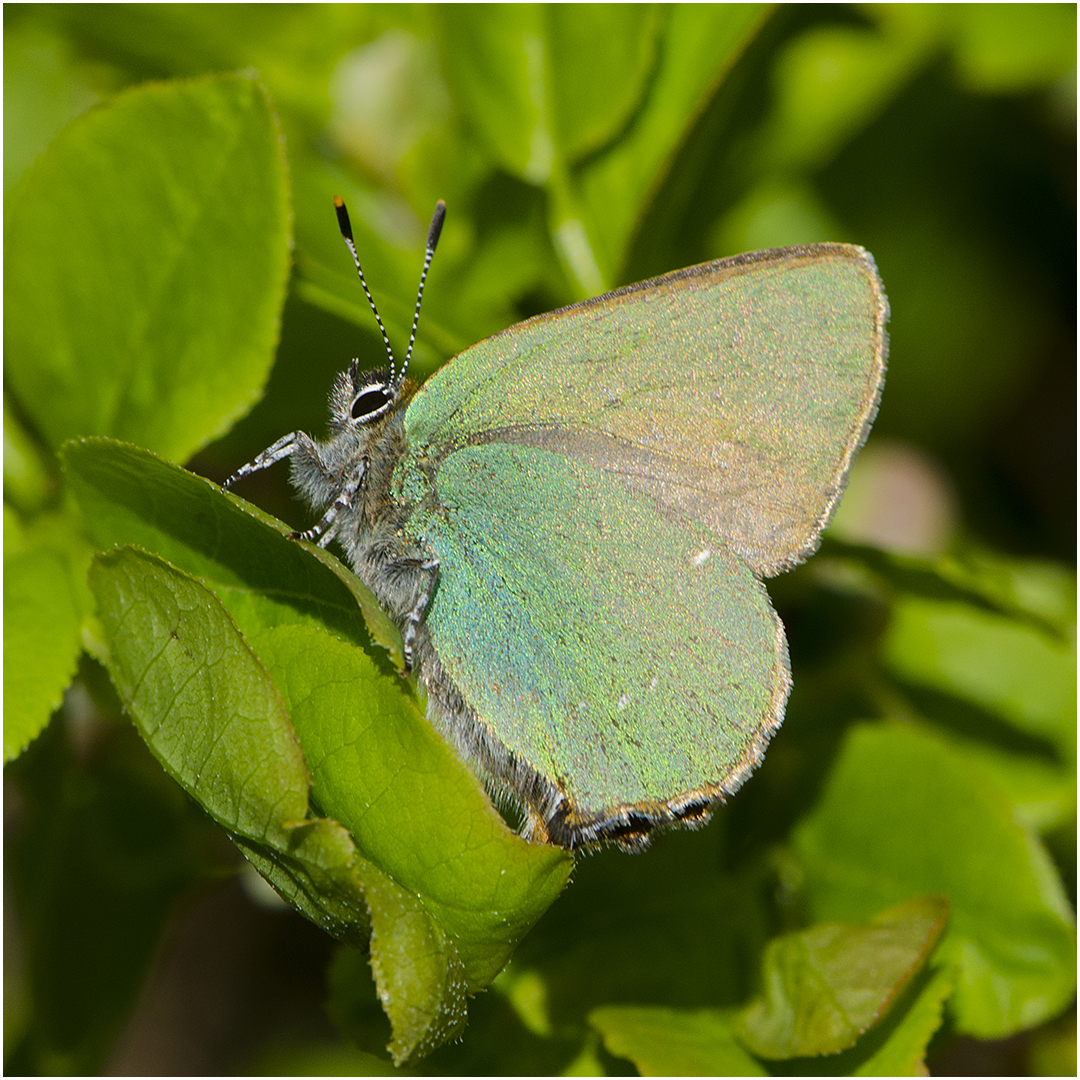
[401,441,789,825]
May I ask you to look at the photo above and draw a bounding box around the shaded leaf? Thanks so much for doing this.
[934,551,1076,635]
[363,857,468,1064]
[591,1006,766,1077]
[754,24,931,174]
[852,965,954,1077]
[510,825,769,1031]
[5,716,220,1075]
[884,595,1076,758]
[735,895,949,1059]
[433,6,554,185]
[236,820,468,1067]
[1025,1008,1078,1077]
[247,1039,398,1077]
[237,824,471,1066]
[560,1033,606,1077]
[232,820,370,952]
[3,399,54,514]
[87,547,310,841]
[324,945,393,1061]
[578,5,768,281]
[816,536,1070,637]
[5,73,290,463]
[793,722,1076,1038]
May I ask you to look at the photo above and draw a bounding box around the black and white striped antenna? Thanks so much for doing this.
[333,197,446,390]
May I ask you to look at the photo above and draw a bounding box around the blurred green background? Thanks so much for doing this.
[4,4,1075,1076]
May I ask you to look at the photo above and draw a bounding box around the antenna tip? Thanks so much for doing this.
[334,197,353,240]
[427,200,446,252]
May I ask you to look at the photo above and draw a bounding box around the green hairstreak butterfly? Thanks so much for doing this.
[225,198,887,852]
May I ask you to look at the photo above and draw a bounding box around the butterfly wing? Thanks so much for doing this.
[405,245,887,576]
[404,442,789,834]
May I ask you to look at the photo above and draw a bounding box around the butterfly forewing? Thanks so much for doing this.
[404,244,887,577]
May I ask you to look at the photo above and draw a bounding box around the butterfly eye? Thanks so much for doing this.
[351,386,391,421]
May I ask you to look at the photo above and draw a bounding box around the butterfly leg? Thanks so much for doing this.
[294,459,367,548]
[221,431,301,489]
[399,556,440,672]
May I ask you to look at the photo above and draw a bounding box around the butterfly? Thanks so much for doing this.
[224,198,887,851]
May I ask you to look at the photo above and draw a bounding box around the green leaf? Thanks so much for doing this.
[87,547,311,840]
[578,5,768,281]
[851,965,954,1077]
[935,737,1075,835]
[884,595,1076,758]
[86,547,365,946]
[84,547,446,1062]
[4,398,54,514]
[62,437,400,661]
[5,73,290,463]
[949,4,1078,93]
[433,6,767,292]
[588,965,957,1078]
[544,6,664,163]
[735,896,949,1059]
[754,25,932,174]
[433,4,666,187]
[78,459,572,1063]
[3,20,101,192]
[434,6,555,186]
[793,722,1076,1039]
[4,547,83,761]
[590,1006,765,1077]
[253,624,572,992]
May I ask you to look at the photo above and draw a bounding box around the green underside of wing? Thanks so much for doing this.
[403,251,885,576]
[403,443,788,816]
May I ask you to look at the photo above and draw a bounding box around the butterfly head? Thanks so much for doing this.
[328,195,445,436]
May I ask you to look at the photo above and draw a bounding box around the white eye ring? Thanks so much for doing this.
[350,384,393,422]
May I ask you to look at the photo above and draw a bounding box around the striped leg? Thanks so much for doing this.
[400,557,440,671]
[222,432,300,489]
[293,460,367,548]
